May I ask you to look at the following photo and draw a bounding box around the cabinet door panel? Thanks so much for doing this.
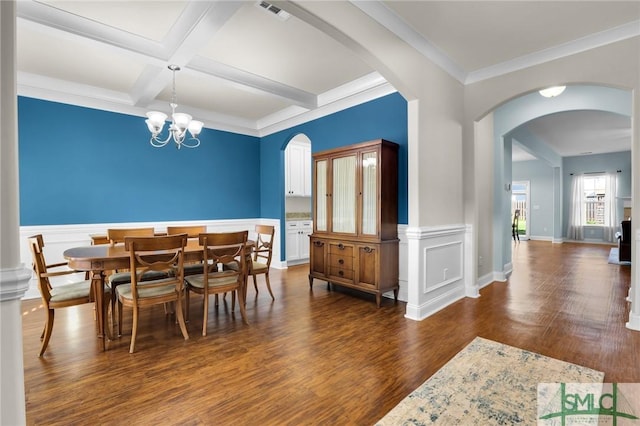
[309,238,327,275]
[361,150,378,236]
[331,155,357,234]
[314,160,328,232]
[357,245,378,288]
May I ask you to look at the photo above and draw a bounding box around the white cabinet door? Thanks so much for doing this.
[299,222,312,259]
[286,223,301,261]
[285,141,311,196]
[287,221,313,261]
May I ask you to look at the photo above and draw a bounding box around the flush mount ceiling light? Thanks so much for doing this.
[539,86,566,98]
[145,65,203,149]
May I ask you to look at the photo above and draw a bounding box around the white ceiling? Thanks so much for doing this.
[15,0,640,154]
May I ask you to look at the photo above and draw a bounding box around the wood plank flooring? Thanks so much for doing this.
[22,241,640,425]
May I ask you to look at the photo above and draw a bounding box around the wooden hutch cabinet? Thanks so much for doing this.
[309,139,399,307]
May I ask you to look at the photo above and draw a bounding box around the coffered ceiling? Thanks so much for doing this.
[14,1,640,156]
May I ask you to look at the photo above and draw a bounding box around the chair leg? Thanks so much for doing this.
[129,306,139,354]
[264,273,275,300]
[176,298,189,341]
[185,289,191,322]
[231,291,236,312]
[237,290,249,325]
[202,293,209,337]
[252,274,258,293]
[39,309,54,357]
[118,299,123,337]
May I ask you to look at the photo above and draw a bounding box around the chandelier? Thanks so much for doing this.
[145,65,203,149]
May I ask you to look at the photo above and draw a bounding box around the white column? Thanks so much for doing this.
[0,1,31,424]
[627,87,640,331]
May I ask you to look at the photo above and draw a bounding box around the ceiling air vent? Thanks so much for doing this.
[257,1,291,21]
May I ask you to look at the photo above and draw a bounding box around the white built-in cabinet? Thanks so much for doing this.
[285,140,311,196]
[286,220,312,262]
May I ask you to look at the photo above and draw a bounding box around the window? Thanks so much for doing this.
[582,175,606,225]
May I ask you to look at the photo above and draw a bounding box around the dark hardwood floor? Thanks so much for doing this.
[22,241,639,425]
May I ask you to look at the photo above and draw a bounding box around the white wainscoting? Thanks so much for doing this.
[19,219,281,300]
[404,224,467,321]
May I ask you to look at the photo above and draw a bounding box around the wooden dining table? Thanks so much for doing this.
[63,238,253,350]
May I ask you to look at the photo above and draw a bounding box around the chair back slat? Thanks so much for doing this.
[107,227,155,246]
[167,225,206,238]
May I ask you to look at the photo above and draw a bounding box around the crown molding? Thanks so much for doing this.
[351,1,640,86]
[465,20,640,84]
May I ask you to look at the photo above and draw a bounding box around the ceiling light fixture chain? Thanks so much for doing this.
[145,65,203,149]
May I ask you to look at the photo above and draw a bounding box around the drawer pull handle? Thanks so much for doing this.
[314,241,324,247]
[338,243,344,250]
[338,270,344,276]
[363,246,373,253]
[338,259,344,264]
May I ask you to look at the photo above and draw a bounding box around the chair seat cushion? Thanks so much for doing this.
[50,280,110,302]
[183,263,205,276]
[185,273,238,290]
[250,261,268,273]
[108,270,168,286]
[225,260,268,273]
[116,278,178,300]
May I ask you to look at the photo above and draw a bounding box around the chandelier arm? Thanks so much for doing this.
[180,137,201,149]
[149,132,173,148]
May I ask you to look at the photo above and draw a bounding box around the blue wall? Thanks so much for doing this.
[18,97,261,225]
[259,92,409,224]
[18,93,408,259]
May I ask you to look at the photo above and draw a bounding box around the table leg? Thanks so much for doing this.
[90,270,107,351]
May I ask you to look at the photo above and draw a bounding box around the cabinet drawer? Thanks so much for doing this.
[328,242,354,256]
[329,253,353,269]
[329,267,354,280]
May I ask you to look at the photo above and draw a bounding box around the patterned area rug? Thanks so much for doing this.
[376,337,604,425]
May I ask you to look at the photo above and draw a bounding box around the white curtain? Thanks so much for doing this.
[567,174,584,240]
[603,172,618,242]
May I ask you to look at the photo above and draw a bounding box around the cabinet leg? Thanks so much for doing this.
[308,275,313,289]
[376,293,381,308]
[393,288,399,302]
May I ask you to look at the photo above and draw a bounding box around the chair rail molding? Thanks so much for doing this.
[19,218,281,300]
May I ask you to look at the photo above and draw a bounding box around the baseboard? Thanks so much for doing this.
[477,272,494,289]
[404,282,465,321]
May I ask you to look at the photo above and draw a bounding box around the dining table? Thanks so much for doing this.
[63,237,254,350]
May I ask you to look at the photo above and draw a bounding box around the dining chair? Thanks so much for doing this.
[117,234,190,353]
[228,224,275,300]
[28,234,111,357]
[106,227,167,330]
[167,225,207,276]
[184,231,249,336]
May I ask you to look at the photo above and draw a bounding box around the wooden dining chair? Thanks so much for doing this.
[105,227,167,330]
[228,224,275,300]
[117,234,190,353]
[167,225,206,276]
[184,231,249,336]
[28,234,111,357]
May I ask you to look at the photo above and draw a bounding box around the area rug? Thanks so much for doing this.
[608,247,631,265]
[375,337,604,425]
